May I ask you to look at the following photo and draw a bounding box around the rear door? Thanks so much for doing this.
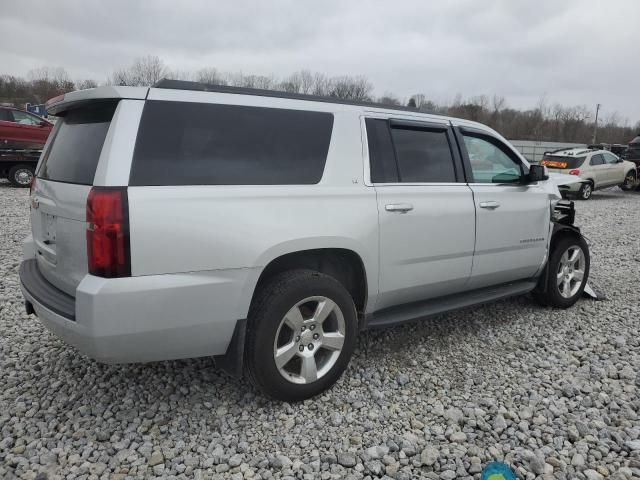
[366,117,476,310]
[31,102,118,296]
[456,127,550,289]
[602,151,624,184]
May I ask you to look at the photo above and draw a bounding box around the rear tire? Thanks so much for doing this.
[620,171,636,191]
[577,182,593,200]
[534,235,590,308]
[245,269,357,401]
[8,164,34,188]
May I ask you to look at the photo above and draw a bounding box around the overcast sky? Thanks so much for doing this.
[2,0,639,125]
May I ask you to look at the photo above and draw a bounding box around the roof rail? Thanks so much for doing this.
[153,78,435,114]
[546,147,576,154]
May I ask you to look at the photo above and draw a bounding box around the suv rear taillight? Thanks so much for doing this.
[86,187,131,278]
[569,169,580,176]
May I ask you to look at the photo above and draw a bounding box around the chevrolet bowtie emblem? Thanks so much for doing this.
[31,197,39,209]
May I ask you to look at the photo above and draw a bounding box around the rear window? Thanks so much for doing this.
[391,127,457,182]
[37,102,117,185]
[540,155,585,169]
[130,101,334,186]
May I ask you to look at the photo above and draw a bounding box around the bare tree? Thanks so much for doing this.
[6,62,639,144]
[110,55,167,86]
[196,67,226,85]
[279,72,302,93]
[27,67,74,102]
[491,95,506,114]
[378,93,401,106]
[277,71,316,94]
[329,75,372,101]
[76,79,98,90]
[298,70,315,94]
[410,94,426,109]
[311,72,331,96]
[166,69,192,81]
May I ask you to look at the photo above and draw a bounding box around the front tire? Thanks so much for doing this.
[534,235,590,308]
[620,171,637,191]
[245,270,357,401]
[577,182,593,200]
[8,164,34,188]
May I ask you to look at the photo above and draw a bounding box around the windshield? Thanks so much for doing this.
[540,155,585,169]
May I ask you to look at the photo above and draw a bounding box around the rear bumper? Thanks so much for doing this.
[19,258,256,364]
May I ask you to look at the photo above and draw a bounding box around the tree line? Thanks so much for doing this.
[1,56,637,144]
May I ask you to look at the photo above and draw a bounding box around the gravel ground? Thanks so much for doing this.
[1,181,639,480]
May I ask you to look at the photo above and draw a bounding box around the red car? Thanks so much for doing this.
[0,106,53,150]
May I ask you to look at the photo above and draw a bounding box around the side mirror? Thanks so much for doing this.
[527,164,549,183]
[38,120,48,127]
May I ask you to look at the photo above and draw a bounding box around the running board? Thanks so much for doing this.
[366,280,538,329]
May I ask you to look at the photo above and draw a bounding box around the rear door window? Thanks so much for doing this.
[590,154,605,166]
[130,101,334,186]
[365,118,399,183]
[391,127,457,183]
[37,102,117,185]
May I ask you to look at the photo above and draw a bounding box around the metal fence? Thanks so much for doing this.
[508,140,586,164]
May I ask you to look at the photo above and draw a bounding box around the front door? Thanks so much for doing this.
[455,127,550,289]
[602,151,625,185]
[365,117,476,311]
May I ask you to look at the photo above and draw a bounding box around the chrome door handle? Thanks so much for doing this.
[385,203,414,213]
[479,201,500,209]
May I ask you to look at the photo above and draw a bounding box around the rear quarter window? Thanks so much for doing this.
[130,101,334,186]
[37,102,117,185]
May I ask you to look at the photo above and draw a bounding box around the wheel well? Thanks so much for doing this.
[535,226,583,295]
[550,227,581,253]
[253,249,368,317]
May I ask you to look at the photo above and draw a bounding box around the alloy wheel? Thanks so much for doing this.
[273,296,345,384]
[556,246,586,298]
[623,173,636,190]
[14,168,33,186]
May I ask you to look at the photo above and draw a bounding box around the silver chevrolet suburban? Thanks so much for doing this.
[20,80,590,401]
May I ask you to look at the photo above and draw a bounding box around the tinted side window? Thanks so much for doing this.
[462,133,522,183]
[603,152,618,164]
[390,127,456,182]
[38,102,117,185]
[590,154,605,166]
[130,101,334,186]
[366,118,398,183]
[0,109,11,122]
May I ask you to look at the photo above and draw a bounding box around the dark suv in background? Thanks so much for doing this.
[622,134,640,189]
